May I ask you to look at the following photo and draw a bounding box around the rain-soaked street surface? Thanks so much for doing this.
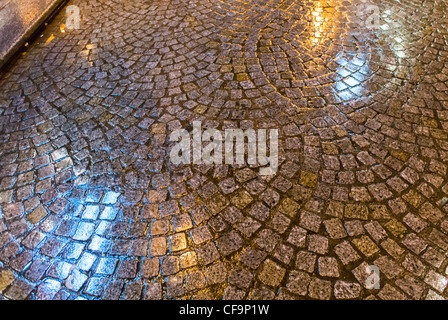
[1,0,448,300]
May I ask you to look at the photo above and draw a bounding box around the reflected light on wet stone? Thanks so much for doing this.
[36,278,61,300]
[0,0,448,301]
[44,34,54,46]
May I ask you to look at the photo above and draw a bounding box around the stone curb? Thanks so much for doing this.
[0,0,68,70]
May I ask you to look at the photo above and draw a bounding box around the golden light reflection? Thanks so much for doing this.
[60,24,66,33]
[44,34,54,46]
[311,3,323,45]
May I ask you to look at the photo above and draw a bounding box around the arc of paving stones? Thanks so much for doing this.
[0,0,448,300]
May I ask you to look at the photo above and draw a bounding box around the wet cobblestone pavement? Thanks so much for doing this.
[1,0,448,300]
